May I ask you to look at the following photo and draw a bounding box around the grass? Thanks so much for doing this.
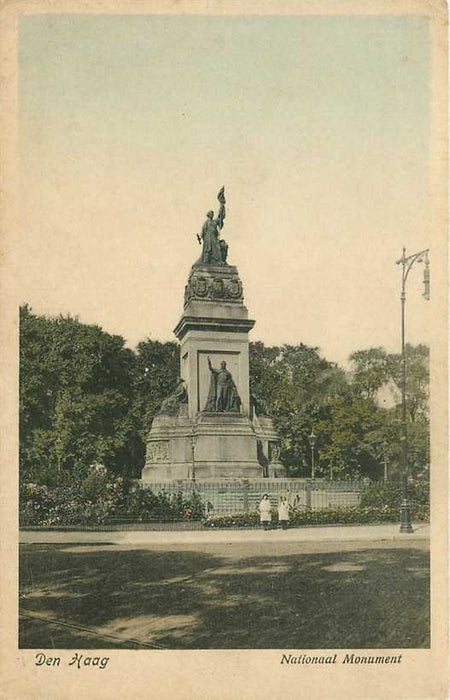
[19,539,429,649]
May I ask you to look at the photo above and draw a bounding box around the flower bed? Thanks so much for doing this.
[202,504,429,528]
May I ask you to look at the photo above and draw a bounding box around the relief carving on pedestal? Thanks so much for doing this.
[146,441,170,463]
[184,273,243,305]
[225,278,243,299]
[194,277,208,297]
[208,278,224,299]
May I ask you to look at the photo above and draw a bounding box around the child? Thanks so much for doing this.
[278,496,290,530]
[258,494,272,530]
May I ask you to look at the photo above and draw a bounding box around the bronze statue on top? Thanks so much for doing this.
[195,187,228,265]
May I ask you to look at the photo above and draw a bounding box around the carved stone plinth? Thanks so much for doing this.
[184,264,243,307]
[175,263,254,420]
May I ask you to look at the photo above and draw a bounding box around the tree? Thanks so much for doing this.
[134,339,180,435]
[20,305,429,486]
[349,347,392,399]
[249,342,354,477]
[20,306,138,484]
[388,344,429,422]
[249,341,429,481]
[317,396,389,480]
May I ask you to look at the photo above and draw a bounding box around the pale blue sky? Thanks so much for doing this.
[18,14,431,364]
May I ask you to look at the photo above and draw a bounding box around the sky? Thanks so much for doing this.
[18,13,432,365]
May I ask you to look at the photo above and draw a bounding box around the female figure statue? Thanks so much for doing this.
[196,187,228,265]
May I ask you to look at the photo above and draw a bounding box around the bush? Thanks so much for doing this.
[20,476,126,526]
[19,480,210,526]
[202,511,261,528]
[361,478,429,509]
[288,504,429,525]
[80,464,110,501]
[202,504,429,528]
[120,487,209,521]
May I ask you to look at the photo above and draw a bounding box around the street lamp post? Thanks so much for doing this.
[396,247,430,533]
[308,430,317,480]
[190,424,197,482]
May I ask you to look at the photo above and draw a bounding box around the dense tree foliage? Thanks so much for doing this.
[348,347,392,399]
[349,344,430,478]
[19,306,179,484]
[134,338,180,437]
[249,341,429,480]
[20,306,429,485]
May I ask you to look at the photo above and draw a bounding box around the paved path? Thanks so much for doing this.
[20,522,429,545]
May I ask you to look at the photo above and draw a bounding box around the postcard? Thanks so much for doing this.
[0,1,448,698]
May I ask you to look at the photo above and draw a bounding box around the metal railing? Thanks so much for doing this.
[144,479,365,515]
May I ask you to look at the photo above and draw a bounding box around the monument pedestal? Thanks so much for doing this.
[176,264,254,418]
[142,260,286,482]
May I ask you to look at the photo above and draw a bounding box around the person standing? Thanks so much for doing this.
[278,496,290,530]
[258,494,272,530]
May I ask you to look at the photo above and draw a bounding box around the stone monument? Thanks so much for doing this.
[141,188,285,481]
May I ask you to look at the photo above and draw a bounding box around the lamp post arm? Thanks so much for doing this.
[397,248,429,291]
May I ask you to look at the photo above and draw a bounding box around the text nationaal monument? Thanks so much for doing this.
[142,188,285,481]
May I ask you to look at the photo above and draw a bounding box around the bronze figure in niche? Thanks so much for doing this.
[204,357,241,412]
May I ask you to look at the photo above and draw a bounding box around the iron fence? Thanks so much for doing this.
[144,479,365,515]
